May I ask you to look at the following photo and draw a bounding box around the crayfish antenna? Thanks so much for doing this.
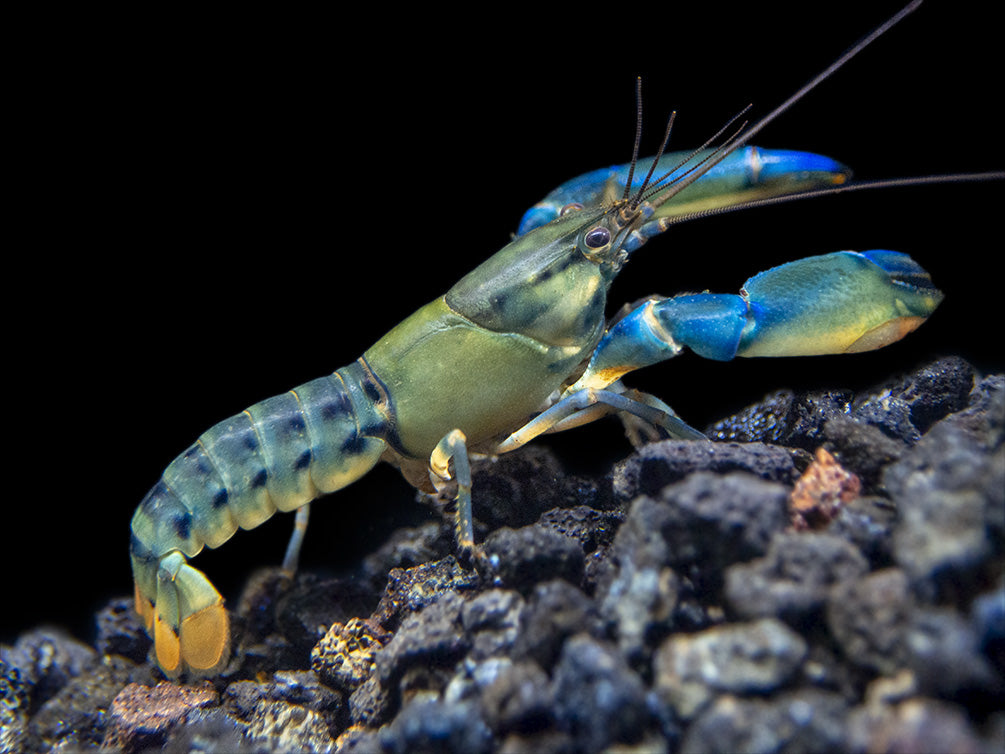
[631,109,677,208]
[620,77,644,203]
[617,76,754,211]
[638,108,751,207]
[656,171,1005,230]
[642,0,925,213]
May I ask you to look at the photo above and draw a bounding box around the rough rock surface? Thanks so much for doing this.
[3,356,1002,752]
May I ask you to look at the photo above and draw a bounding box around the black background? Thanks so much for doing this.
[6,3,1001,644]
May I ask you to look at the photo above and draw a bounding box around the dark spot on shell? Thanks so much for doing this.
[340,432,365,455]
[174,513,192,540]
[320,397,347,420]
[130,532,153,560]
[295,450,312,470]
[212,488,229,509]
[180,447,212,474]
[362,377,382,404]
[252,469,268,488]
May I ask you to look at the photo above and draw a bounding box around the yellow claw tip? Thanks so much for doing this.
[846,315,927,353]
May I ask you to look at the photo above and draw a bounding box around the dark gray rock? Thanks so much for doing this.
[951,373,1005,450]
[348,673,394,729]
[471,446,571,531]
[655,472,791,573]
[827,495,898,568]
[461,589,525,659]
[851,355,975,443]
[538,505,624,597]
[275,574,382,663]
[654,618,808,718]
[706,389,852,449]
[1,660,28,754]
[886,418,1003,601]
[470,445,613,532]
[972,582,1005,676]
[358,521,454,590]
[536,505,623,554]
[376,693,493,754]
[826,568,914,675]
[478,659,553,734]
[708,357,977,451]
[818,414,907,492]
[847,697,991,754]
[599,559,682,664]
[681,689,850,754]
[311,617,391,694]
[725,532,870,625]
[613,440,801,500]
[375,591,469,687]
[94,597,151,665]
[905,608,1004,707]
[552,635,654,751]
[0,627,97,710]
[371,556,480,631]
[497,729,577,754]
[102,681,221,752]
[158,707,252,754]
[598,472,793,661]
[511,580,601,670]
[596,494,682,662]
[28,654,135,751]
[482,524,584,593]
[225,669,345,743]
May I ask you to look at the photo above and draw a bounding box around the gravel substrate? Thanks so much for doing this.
[2,356,1002,753]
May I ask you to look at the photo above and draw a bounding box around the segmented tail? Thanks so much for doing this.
[130,360,389,677]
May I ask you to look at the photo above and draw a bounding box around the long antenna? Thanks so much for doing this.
[620,78,645,202]
[661,171,1005,229]
[646,1,925,211]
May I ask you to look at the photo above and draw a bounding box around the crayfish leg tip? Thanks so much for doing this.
[459,540,495,578]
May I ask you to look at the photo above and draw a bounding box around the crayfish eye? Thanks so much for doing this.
[560,202,584,216]
[584,226,611,249]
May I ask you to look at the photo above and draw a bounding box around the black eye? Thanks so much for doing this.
[584,227,611,249]
[560,202,584,216]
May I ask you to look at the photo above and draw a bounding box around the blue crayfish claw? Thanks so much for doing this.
[733,250,944,358]
[571,249,943,397]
